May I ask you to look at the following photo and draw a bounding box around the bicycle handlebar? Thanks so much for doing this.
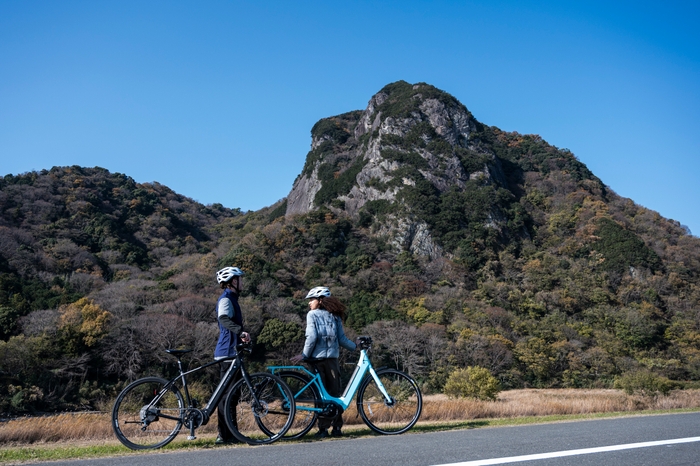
[357,335,372,350]
[236,340,253,353]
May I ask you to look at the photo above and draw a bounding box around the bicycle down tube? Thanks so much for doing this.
[268,349,391,413]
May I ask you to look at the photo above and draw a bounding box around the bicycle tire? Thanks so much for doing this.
[269,371,320,439]
[224,372,295,445]
[112,377,184,450]
[356,369,422,435]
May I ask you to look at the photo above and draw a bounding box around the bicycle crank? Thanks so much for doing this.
[184,408,204,440]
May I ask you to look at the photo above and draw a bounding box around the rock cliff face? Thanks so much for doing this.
[286,81,509,258]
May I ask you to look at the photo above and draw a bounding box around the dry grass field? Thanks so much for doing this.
[416,389,700,421]
[1,389,699,446]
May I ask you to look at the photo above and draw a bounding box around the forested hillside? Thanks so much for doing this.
[0,166,240,412]
[2,83,700,415]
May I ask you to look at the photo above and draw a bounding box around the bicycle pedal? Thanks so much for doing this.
[187,435,197,440]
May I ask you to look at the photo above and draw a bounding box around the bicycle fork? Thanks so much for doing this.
[239,364,269,415]
[367,367,394,406]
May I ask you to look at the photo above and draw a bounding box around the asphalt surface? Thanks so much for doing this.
[26,412,700,466]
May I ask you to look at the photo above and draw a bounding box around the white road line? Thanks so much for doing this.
[433,436,700,466]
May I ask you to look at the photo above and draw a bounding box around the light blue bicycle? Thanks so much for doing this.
[267,336,422,438]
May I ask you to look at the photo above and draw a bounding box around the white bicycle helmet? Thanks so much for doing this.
[216,266,244,284]
[305,286,331,299]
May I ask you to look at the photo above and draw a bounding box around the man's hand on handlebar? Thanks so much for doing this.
[240,332,251,343]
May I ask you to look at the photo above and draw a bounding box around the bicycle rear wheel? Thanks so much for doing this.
[224,372,295,444]
[272,371,320,439]
[356,369,422,435]
[112,377,184,450]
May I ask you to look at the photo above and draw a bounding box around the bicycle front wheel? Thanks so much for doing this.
[356,369,422,435]
[111,377,184,450]
[224,372,295,444]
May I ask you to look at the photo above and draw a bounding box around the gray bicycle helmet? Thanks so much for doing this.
[216,266,244,284]
[305,286,331,299]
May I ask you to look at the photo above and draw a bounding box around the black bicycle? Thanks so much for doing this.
[111,342,295,449]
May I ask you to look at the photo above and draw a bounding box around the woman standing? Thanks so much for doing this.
[291,286,357,438]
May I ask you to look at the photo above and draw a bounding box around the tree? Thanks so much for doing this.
[257,318,304,361]
[365,320,423,375]
[0,306,20,340]
[58,298,111,354]
[444,366,501,400]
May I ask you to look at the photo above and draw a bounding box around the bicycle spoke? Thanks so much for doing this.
[357,369,422,435]
[112,377,184,450]
[225,373,295,444]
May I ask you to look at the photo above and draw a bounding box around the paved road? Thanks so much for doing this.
[38,412,700,466]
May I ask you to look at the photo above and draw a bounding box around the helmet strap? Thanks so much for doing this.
[227,277,241,294]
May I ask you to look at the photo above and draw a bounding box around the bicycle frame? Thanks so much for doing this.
[268,349,392,413]
[144,352,245,439]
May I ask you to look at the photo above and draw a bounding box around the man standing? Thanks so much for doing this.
[214,266,250,444]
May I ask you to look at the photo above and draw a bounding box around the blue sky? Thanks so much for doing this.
[1,1,699,235]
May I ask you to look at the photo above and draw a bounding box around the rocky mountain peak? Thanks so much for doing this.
[353,81,475,146]
[285,81,505,258]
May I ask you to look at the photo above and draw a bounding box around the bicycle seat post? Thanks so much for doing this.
[164,349,196,439]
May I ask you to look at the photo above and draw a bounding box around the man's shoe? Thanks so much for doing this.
[314,429,329,439]
[331,428,343,437]
[215,436,236,445]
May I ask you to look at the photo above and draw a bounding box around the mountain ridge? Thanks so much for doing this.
[1,82,699,415]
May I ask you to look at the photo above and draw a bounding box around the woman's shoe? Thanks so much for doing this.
[314,429,329,439]
[331,427,343,437]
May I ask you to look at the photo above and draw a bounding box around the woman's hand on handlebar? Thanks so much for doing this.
[240,332,251,343]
